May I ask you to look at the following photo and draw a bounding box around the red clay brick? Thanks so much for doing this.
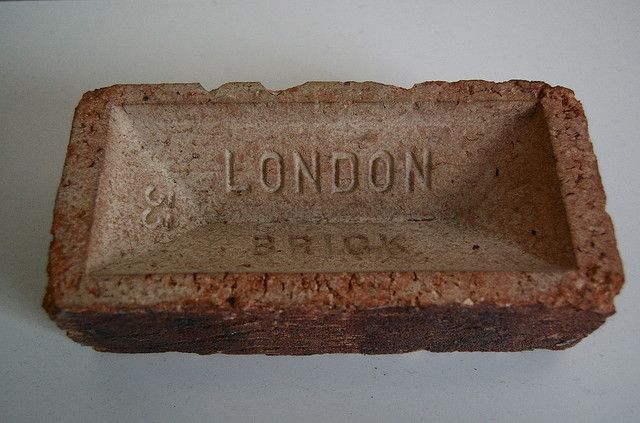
[43,81,624,353]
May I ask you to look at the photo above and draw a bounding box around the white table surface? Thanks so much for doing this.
[1,1,639,422]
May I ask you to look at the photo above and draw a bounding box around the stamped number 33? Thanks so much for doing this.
[141,185,175,229]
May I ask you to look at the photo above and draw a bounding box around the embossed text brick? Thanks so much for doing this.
[44,81,624,353]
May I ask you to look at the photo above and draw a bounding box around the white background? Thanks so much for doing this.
[1,1,639,422]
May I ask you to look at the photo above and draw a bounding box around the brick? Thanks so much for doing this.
[43,81,624,353]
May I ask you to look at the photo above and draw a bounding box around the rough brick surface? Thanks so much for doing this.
[44,81,624,353]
